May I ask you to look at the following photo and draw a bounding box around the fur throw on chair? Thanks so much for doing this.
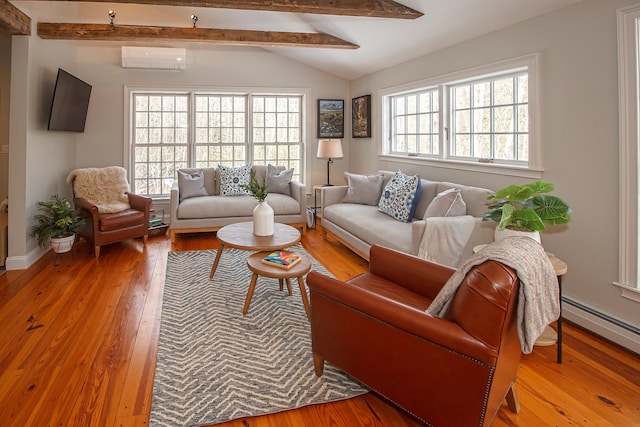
[66,166,131,214]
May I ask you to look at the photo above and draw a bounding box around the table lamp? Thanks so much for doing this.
[317,139,343,186]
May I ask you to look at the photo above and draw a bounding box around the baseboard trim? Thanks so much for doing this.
[563,297,640,355]
[5,246,47,270]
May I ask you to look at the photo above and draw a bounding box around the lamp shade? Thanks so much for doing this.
[317,139,343,159]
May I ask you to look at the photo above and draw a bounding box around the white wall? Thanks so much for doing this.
[7,38,349,268]
[7,36,79,269]
[349,0,639,351]
[0,38,10,201]
[72,43,349,185]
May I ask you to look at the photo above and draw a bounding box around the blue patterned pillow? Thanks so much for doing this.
[219,164,252,196]
[378,171,422,222]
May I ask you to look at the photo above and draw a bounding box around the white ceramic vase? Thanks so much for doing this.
[51,234,75,253]
[253,201,274,236]
[494,227,541,244]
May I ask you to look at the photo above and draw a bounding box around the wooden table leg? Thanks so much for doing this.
[296,276,311,320]
[209,244,225,279]
[243,273,259,315]
[285,278,293,296]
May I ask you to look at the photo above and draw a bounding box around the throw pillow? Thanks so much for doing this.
[342,172,384,206]
[219,164,252,196]
[178,169,208,201]
[377,170,422,222]
[424,188,467,218]
[266,164,293,196]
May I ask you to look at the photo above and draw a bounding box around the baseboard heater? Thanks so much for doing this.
[563,297,640,335]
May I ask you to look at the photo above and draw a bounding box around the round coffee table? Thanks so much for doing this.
[244,251,312,320]
[209,222,301,279]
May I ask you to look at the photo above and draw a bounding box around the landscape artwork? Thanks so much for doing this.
[317,99,344,138]
[352,95,371,138]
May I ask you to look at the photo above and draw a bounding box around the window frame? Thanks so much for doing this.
[615,4,640,301]
[379,54,542,179]
[124,86,308,200]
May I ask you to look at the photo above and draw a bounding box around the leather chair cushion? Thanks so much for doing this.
[348,273,433,311]
[99,209,146,231]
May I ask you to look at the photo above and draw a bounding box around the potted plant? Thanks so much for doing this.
[241,169,273,236]
[30,194,86,253]
[483,180,571,243]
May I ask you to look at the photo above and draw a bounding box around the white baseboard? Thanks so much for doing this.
[563,301,640,355]
[5,246,47,270]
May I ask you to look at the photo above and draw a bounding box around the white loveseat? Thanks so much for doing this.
[169,165,307,242]
[320,170,497,266]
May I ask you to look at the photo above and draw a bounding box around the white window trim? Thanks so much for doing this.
[378,54,542,179]
[123,85,310,199]
[615,4,640,301]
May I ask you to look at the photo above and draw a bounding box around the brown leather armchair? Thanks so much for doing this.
[307,245,522,427]
[68,167,152,258]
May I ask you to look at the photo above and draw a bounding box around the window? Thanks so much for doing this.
[381,55,539,172]
[616,4,640,300]
[449,72,528,163]
[391,89,439,156]
[129,90,305,198]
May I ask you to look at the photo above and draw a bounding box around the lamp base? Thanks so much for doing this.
[322,183,334,187]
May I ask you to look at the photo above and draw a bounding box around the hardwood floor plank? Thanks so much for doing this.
[0,224,638,427]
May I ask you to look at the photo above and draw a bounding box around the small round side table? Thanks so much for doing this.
[244,251,312,320]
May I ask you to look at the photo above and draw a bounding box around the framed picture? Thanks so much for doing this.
[352,95,371,138]
[317,99,344,138]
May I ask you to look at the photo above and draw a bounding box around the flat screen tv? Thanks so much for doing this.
[47,68,92,132]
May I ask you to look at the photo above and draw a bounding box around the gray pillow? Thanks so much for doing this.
[266,164,293,195]
[424,188,467,218]
[178,169,208,201]
[342,172,384,205]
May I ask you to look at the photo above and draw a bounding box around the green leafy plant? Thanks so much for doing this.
[240,169,269,202]
[482,180,571,232]
[30,194,87,248]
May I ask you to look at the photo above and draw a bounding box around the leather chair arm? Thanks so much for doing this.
[73,197,99,217]
[368,245,456,300]
[126,192,152,211]
[308,271,498,364]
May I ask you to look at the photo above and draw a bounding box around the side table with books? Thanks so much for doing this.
[245,251,312,320]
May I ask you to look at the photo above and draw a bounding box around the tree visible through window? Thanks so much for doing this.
[130,91,304,198]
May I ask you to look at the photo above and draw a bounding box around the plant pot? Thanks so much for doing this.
[253,201,274,236]
[494,227,541,244]
[51,234,75,253]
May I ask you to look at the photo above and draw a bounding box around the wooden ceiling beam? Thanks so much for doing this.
[37,23,359,49]
[29,0,423,19]
[0,0,31,36]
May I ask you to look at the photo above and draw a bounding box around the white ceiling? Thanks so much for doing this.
[11,0,584,80]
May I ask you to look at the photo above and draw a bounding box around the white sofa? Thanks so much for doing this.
[320,170,497,265]
[169,165,307,242]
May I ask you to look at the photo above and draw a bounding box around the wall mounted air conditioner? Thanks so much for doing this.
[121,46,186,70]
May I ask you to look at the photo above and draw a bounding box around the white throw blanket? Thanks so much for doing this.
[418,215,476,267]
[66,166,131,214]
[426,236,559,354]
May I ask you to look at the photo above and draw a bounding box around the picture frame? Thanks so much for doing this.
[317,99,344,139]
[352,95,371,138]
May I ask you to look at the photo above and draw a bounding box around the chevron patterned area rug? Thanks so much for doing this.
[150,245,368,427]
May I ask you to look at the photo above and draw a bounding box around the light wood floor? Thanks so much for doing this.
[0,223,639,426]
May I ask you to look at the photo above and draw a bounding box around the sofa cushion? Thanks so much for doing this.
[378,170,422,222]
[324,203,413,254]
[342,172,384,206]
[177,194,300,219]
[266,164,292,196]
[424,188,467,218]
[178,169,208,201]
[219,164,252,196]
